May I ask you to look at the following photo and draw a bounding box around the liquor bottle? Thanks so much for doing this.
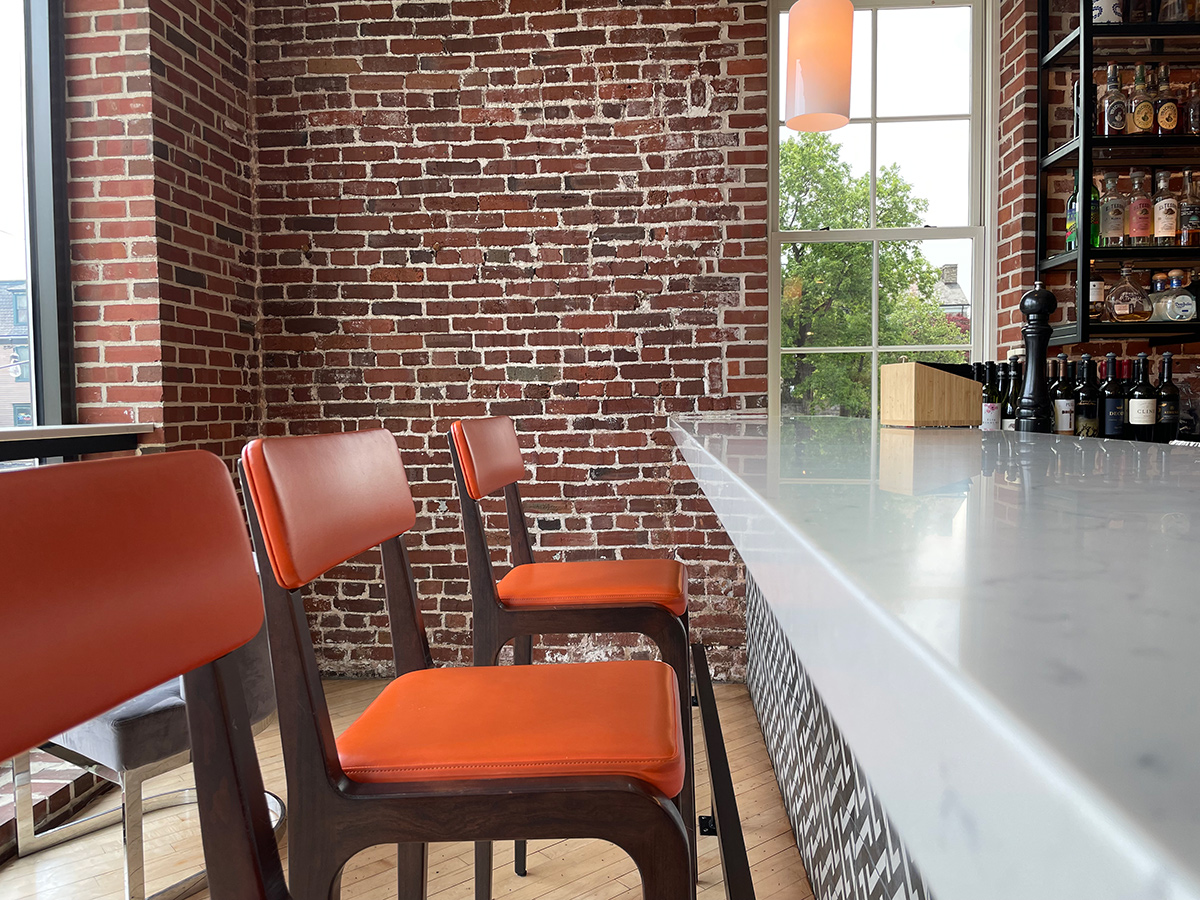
[1157,65,1180,135]
[1189,83,1200,135]
[1106,266,1153,321]
[1101,64,1128,135]
[1101,352,1126,438]
[1127,170,1153,245]
[1156,351,1181,442]
[1149,270,1170,320]
[1099,171,1127,246]
[1065,169,1079,252]
[1161,269,1197,321]
[1075,354,1100,437]
[1088,266,1107,320]
[1090,175,1101,248]
[981,361,1001,431]
[1181,169,1200,246]
[1154,170,1179,246]
[1127,352,1157,442]
[1127,65,1155,135]
[1053,358,1077,436]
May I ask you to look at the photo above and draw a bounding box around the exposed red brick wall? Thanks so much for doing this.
[251,0,770,678]
[148,0,260,458]
[64,0,161,436]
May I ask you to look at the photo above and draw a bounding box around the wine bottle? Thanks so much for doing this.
[1156,351,1181,443]
[1075,354,1100,437]
[998,362,1014,431]
[1127,352,1157,442]
[981,361,1001,431]
[1100,352,1126,439]
[1053,357,1077,436]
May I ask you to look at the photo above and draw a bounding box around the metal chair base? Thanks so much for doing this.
[12,750,286,900]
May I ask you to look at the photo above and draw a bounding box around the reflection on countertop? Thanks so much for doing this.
[671,412,1200,900]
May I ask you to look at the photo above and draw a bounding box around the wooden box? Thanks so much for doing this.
[880,362,981,428]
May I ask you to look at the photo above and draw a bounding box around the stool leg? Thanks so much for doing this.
[397,842,428,900]
[474,841,493,900]
[121,772,147,900]
[513,633,532,877]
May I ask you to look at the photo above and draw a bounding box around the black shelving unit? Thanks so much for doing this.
[1036,4,1200,346]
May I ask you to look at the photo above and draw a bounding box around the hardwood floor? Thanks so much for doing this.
[0,680,813,900]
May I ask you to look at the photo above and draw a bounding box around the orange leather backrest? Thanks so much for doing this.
[449,417,526,500]
[0,451,263,765]
[241,430,416,590]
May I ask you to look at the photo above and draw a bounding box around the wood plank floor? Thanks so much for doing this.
[0,680,813,900]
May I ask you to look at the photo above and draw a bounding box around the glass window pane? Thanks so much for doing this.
[0,4,31,428]
[879,239,972,347]
[779,124,870,231]
[777,9,872,122]
[781,352,872,418]
[877,120,970,227]
[877,7,972,118]
[781,240,872,349]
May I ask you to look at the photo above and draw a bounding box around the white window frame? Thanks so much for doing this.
[766,0,1000,422]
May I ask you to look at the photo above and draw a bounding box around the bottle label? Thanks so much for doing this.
[981,402,1000,431]
[1114,302,1133,316]
[1105,97,1127,132]
[1129,397,1156,425]
[1066,206,1078,244]
[1155,199,1179,237]
[1101,203,1125,238]
[1002,416,1017,431]
[1090,280,1105,304]
[1129,198,1153,236]
[1103,397,1125,436]
[1132,100,1155,132]
[1075,400,1100,437]
[1168,294,1197,320]
[1054,399,1076,434]
[1159,398,1180,422]
[1159,102,1179,131]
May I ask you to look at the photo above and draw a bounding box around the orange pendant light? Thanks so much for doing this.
[784,0,854,132]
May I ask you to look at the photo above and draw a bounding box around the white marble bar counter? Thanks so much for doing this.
[671,413,1200,900]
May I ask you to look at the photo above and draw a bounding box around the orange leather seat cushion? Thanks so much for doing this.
[496,560,688,618]
[336,660,685,798]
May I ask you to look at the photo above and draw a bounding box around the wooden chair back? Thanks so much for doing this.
[0,451,288,900]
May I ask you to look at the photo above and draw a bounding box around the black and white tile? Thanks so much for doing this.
[744,575,932,900]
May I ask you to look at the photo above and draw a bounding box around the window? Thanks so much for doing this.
[0,0,71,433]
[769,0,993,419]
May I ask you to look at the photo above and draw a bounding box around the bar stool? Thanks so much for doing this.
[447,415,695,890]
[240,429,691,900]
[0,450,291,900]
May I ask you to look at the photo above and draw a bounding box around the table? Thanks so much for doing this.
[671,413,1200,900]
[0,423,152,462]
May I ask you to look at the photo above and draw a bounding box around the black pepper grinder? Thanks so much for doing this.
[1015,280,1057,433]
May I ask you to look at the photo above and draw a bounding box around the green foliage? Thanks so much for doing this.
[779,133,968,417]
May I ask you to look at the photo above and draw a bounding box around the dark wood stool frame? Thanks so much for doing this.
[238,462,691,900]
[446,426,697,898]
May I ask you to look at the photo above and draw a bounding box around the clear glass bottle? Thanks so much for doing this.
[1106,266,1153,322]
[1102,63,1127,135]
[1182,170,1200,246]
[1088,265,1107,321]
[1154,170,1180,246]
[1099,171,1128,246]
[1157,64,1180,135]
[1149,271,1171,320]
[1128,65,1154,135]
[1162,269,1197,321]
[1127,170,1153,246]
